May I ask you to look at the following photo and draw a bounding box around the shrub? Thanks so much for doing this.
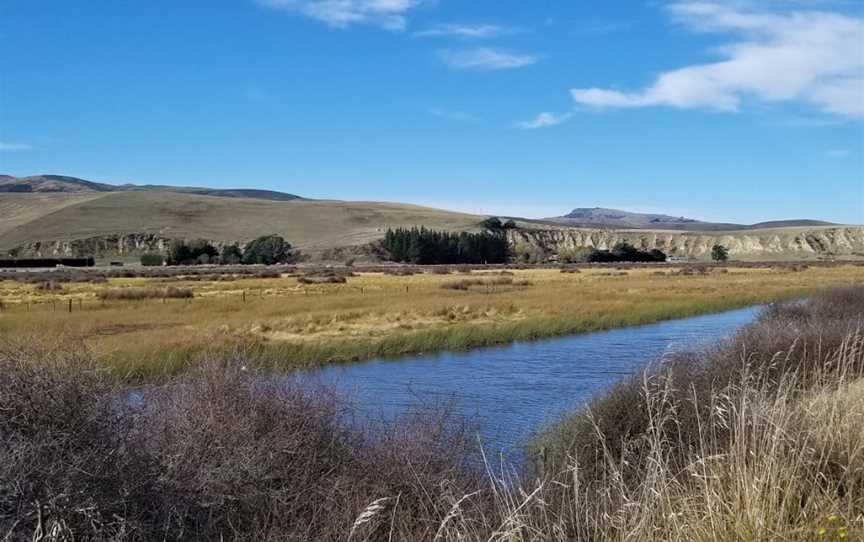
[97,287,193,300]
[35,280,63,291]
[140,253,165,267]
[440,276,527,290]
[0,345,485,541]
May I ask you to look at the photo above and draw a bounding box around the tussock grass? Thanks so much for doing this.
[1,265,862,377]
[1,287,864,539]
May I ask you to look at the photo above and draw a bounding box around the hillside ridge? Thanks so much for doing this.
[550,207,835,231]
[0,175,303,202]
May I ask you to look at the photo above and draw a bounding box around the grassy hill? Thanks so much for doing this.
[0,175,858,262]
[0,191,483,255]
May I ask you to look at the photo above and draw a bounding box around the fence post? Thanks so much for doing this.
[242,290,246,303]
[78,299,82,311]
[68,299,73,313]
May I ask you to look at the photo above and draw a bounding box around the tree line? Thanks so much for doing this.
[584,243,668,263]
[141,235,294,266]
[382,227,509,264]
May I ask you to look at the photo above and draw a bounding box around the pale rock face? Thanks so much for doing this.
[9,234,235,258]
[8,226,864,262]
[506,227,864,261]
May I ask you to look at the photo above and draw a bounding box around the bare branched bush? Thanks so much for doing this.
[97,287,194,300]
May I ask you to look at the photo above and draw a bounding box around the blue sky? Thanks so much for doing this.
[1,0,862,224]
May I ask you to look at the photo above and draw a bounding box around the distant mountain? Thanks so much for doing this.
[0,175,117,193]
[0,175,304,201]
[549,207,835,231]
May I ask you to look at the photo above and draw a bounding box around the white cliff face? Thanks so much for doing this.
[506,227,864,260]
[10,234,175,258]
[8,226,864,262]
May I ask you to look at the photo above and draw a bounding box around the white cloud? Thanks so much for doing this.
[428,108,479,122]
[570,2,864,119]
[256,0,424,30]
[516,112,572,129]
[0,141,33,151]
[415,23,518,39]
[438,47,539,70]
[827,148,851,157]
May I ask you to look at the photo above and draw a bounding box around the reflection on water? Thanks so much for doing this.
[300,306,762,461]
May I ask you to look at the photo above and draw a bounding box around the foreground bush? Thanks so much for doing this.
[0,343,486,541]
[2,287,863,540]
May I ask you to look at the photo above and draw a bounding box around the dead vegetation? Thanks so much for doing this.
[1,287,864,540]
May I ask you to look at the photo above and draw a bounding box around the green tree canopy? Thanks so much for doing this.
[711,244,730,262]
[220,244,243,265]
[242,235,293,265]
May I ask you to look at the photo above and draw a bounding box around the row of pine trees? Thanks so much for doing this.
[382,227,509,264]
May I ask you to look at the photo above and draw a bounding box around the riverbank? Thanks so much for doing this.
[1,264,862,380]
[2,287,862,540]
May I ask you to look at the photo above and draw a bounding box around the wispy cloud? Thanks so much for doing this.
[516,112,572,129]
[438,47,539,70]
[428,108,480,123]
[828,148,851,157]
[570,2,864,119]
[0,141,33,152]
[415,23,520,39]
[256,0,425,31]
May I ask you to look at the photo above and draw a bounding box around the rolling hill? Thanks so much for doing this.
[0,190,484,258]
[549,207,835,231]
[0,175,859,262]
[0,175,303,201]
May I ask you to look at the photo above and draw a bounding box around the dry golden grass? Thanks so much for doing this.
[0,264,862,379]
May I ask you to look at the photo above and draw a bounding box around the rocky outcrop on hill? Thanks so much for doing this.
[507,226,864,261]
[8,226,864,262]
[8,234,175,258]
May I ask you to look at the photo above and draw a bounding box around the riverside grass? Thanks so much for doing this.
[0,264,862,379]
[3,287,864,540]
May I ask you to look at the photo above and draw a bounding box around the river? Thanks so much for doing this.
[300,305,763,462]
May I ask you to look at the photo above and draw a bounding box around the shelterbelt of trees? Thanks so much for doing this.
[141,235,294,267]
[382,227,510,265]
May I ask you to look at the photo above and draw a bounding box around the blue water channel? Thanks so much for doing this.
[299,305,763,461]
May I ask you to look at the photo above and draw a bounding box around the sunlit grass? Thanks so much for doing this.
[1,265,862,380]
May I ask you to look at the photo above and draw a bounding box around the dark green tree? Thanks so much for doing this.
[711,244,729,262]
[167,240,193,266]
[220,244,243,265]
[480,217,503,230]
[382,227,508,264]
[242,235,293,265]
[166,239,218,265]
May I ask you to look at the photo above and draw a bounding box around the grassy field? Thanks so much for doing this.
[1,264,862,379]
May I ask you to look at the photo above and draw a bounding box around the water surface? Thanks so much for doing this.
[301,306,762,460]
